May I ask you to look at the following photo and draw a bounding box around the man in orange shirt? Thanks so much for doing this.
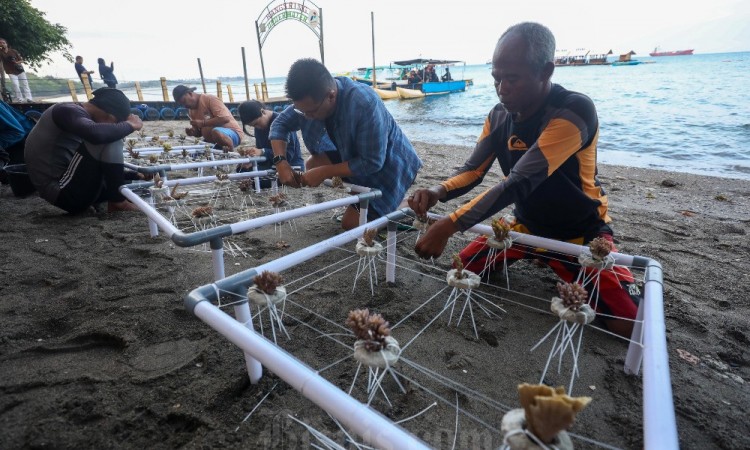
[172,85,242,150]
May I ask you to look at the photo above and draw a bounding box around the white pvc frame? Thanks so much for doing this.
[184,210,678,450]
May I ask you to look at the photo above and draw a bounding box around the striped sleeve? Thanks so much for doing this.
[440,115,497,201]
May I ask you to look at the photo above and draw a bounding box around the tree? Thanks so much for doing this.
[0,0,72,70]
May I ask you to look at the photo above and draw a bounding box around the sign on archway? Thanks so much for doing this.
[255,0,324,91]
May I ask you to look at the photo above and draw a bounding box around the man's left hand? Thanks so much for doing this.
[414,217,460,259]
[299,167,327,188]
[189,119,204,129]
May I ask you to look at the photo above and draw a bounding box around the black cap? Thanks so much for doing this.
[238,100,264,125]
[172,85,196,102]
[89,88,130,121]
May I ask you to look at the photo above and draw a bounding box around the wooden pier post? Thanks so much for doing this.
[242,47,250,101]
[134,81,144,102]
[82,78,93,100]
[227,85,234,103]
[216,81,223,101]
[160,77,169,101]
[66,80,79,102]
[197,58,207,94]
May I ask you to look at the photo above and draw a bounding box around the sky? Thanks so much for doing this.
[27,0,750,82]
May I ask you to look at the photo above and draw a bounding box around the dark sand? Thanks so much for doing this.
[1,121,748,449]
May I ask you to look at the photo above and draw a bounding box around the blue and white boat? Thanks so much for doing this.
[390,58,472,96]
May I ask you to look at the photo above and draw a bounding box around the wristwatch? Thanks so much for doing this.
[272,155,287,165]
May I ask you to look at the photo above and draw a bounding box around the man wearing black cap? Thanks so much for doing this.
[173,84,242,151]
[25,88,144,213]
[237,100,304,174]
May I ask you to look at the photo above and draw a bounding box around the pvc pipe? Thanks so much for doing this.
[253,161,261,193]
[210,240,225,281]
[358,198,369,226]
[228,192,382,236]
[229,301,263,384]
[640,260,678,450]
[146,190,160,238]
[125,157,266,175]
[625,300,645,375]
[386,220,397,283]
[191,300,427,449]
[425,212,638,267]
[126,170,274,191]
[322,178,371,194]
[125,144,207,153]
[120,186,181,238]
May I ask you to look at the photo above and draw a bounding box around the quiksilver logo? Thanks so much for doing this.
[508,135,527,151]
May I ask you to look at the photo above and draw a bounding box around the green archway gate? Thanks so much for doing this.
[255,0,324,98]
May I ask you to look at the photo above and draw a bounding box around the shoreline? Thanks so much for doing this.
[0,122,748,448]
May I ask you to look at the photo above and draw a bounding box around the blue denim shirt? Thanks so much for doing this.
[270,77,422,216]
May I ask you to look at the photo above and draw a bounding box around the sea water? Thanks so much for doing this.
[382,52,750,180]
[74,52,749,180]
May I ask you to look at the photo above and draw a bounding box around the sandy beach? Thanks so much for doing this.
[1,120,748,449]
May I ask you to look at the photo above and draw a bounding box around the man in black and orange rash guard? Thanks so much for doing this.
[408,22,640,337]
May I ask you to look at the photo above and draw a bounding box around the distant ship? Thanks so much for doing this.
[649,47,694,57]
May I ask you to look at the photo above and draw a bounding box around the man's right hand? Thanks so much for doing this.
[408,187,444,216]
[276,162,301,188]
[127,114,143,131]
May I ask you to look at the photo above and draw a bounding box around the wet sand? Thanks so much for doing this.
[1,121,748,449]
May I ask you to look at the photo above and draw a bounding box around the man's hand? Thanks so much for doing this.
[248,147,263,157]
[276,162,301,188]
[414,217,459,259]
[408,186,444,216]
[299,167,327,188]
[189,119,204,129]
[127,114,143,131]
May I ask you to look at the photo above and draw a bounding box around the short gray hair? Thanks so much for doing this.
[499,22,555,73]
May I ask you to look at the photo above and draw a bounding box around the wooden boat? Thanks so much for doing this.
[612,60,642,66]
[351,65,408,88]
[555,48,613,66]
[612,50,643,66]
[390,58,469,95]
[396,87,425,99]
[374,88,400,100]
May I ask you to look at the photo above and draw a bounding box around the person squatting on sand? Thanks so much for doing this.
[172,84,242,151]
[236,100,304,188]
[269,58,423,230]
[408,22,641,338]
[24,88,143,213]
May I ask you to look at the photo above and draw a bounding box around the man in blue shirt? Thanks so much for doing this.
[270,58,422,230]
[74,56,94,87]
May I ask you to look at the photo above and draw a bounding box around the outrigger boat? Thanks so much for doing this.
[351,65,409,89]
[363,58,472,99]
[373,88,400,100]
[391,58,471,96]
